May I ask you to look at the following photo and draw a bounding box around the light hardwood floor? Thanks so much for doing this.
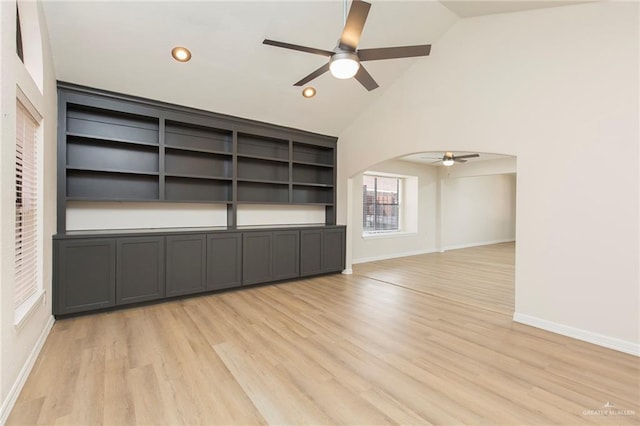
[8,244,639,425]
[353,242,515,315]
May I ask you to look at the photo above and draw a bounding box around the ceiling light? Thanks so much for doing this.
[329,52,360,79]
[442,152,454,166]
[302,87,316,98]
[171,46,191,62]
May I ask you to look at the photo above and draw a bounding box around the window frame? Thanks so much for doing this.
[362,173,403,236]
[14,90,44,328]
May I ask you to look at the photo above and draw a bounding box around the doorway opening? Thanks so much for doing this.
[346,151,516,315]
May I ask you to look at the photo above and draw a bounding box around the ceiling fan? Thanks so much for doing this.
[424,152,480,166]
[262,0,431,91]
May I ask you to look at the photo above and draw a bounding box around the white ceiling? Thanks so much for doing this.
[42,1,589,136]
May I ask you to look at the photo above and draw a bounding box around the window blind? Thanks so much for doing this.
[15,101,39,308]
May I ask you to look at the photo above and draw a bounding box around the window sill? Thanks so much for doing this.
[362,231,418,240]
[14,290,46,330]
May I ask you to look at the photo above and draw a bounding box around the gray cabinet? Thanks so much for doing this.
[273,231,300,280]
[242,232,273,285]
[53,225,345,316]
[166,234,206,296]
[323,228,346,272]
[300,230,323,276]
[300,227,346,276]
[243,230,300,284]
[55,238,116,315]
[116,236,165,305]
[207,233,242,290]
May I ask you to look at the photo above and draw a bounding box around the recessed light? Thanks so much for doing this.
[302,87,316,98]
[171,46,191,62]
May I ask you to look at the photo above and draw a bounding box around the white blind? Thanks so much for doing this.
[15,101,39,308]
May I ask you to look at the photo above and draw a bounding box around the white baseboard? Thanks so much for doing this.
[342,268,353,275]
[513,313,639,357]
[443,238,515,252]
[0,315,55,425]
[352,248,439,264]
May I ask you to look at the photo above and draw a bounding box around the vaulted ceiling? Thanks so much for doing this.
[42,1,589,136]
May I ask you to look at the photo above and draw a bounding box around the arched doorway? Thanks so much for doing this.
[345,151,516,314]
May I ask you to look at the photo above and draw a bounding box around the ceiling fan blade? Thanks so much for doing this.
[263,39,333,57]
[454,159,468,163]
[293,62,331,86]
[431,160,443,164]
[358,45,431,61]
[354,65,379,91]
[339,0,371,51]
[454,153,480,160]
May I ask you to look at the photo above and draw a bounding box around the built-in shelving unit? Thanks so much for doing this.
[57,83,338,230]
[55,83,345,318]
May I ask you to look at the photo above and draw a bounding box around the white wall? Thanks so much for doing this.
[338,2,639,353]
[351,159,438,263]
[0,1,57,421]
[66,202,229,230]
[236,205,326,227]
[442,173,516,249]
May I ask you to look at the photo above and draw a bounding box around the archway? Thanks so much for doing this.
[344,150,516,314]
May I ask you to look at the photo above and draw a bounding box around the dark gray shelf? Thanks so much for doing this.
[238,181,289,203]
[165,176,232,202]
[58,84,339,230]
[292,163,333,186]
[164,173,232,181]
[237,178,289,185]
[292,160,334,168]
[293,142,333,166]
[67,105,159,145]
[67,132,160,148]
[236,153,290,163]
[237,156,289,182]
[67,139,159,174]
[165,121,232,154]
[67,170,159,200]
[291,181,333,188]
[164,144,232,156]
[238,134,289,161]
[66,166,160,176]
[292,184,333,204]
[165,148,232,178]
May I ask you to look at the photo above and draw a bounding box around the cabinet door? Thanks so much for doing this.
[166,234,206,296]
[117,236,165,305]
[323,228,345,273]
[242,232,272,285]
[55,238,116,315]
[207,233,242,290]
[273,231,299,280]
[300,230,323,276]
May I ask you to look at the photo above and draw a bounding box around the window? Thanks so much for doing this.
[16,6,24,62]
[363,175,401,234]
[15,101,40,312]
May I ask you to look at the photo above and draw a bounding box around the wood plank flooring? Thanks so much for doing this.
[8,244,639,425]
[353,242,515,314]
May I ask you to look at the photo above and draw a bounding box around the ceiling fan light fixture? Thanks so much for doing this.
[171,46,191,62]
[442,152,455,166]
[329,52,360,79]
[302,86,316,98]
